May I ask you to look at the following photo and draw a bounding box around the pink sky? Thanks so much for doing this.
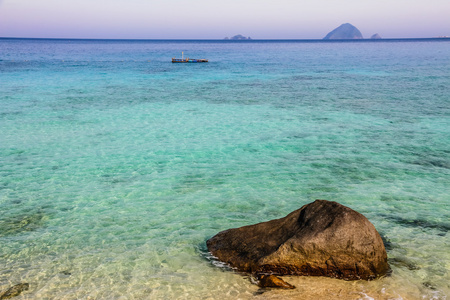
[1,0,449,39]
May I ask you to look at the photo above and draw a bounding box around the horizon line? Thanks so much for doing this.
[1,36,450,42]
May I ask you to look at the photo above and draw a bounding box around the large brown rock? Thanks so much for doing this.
[207,200,389,280]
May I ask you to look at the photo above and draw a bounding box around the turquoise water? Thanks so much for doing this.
[0,39,449,299]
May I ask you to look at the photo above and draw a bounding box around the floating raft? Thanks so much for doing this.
[172,52,208,63]
[172,58,208,63]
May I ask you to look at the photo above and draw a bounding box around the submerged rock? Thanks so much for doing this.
[60,270,72,276]
[0,283,29,299]
[0,212,46,236]
[388,257,420,270]
[257,274,295,289]
[207,200,389,280]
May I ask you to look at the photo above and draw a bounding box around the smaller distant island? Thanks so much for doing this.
[370,33,382,39]
[224,34,252,40]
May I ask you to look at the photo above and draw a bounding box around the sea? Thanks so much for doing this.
[0,38,449,299]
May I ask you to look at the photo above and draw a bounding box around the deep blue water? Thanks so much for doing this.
[0,38,449,299]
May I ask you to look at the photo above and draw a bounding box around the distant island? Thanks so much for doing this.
[370,33,382,39]
[224,34,252,40]
[323,23,363,39]
[323,23,381,40]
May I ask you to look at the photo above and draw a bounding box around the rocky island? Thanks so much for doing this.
[323,23,363,39]
[207,200,390,282]
[224,34,252,40]
[371,33,382,39]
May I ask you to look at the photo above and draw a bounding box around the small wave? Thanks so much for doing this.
[200,249,236,271]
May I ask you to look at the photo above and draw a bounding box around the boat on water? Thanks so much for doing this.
[172,52,208,63]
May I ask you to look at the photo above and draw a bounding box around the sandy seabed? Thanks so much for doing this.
[253,275,444,300]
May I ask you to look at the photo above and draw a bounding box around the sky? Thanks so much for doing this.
[0,0,449,39]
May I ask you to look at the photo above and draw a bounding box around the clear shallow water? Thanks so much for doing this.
[0,38,449,299]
